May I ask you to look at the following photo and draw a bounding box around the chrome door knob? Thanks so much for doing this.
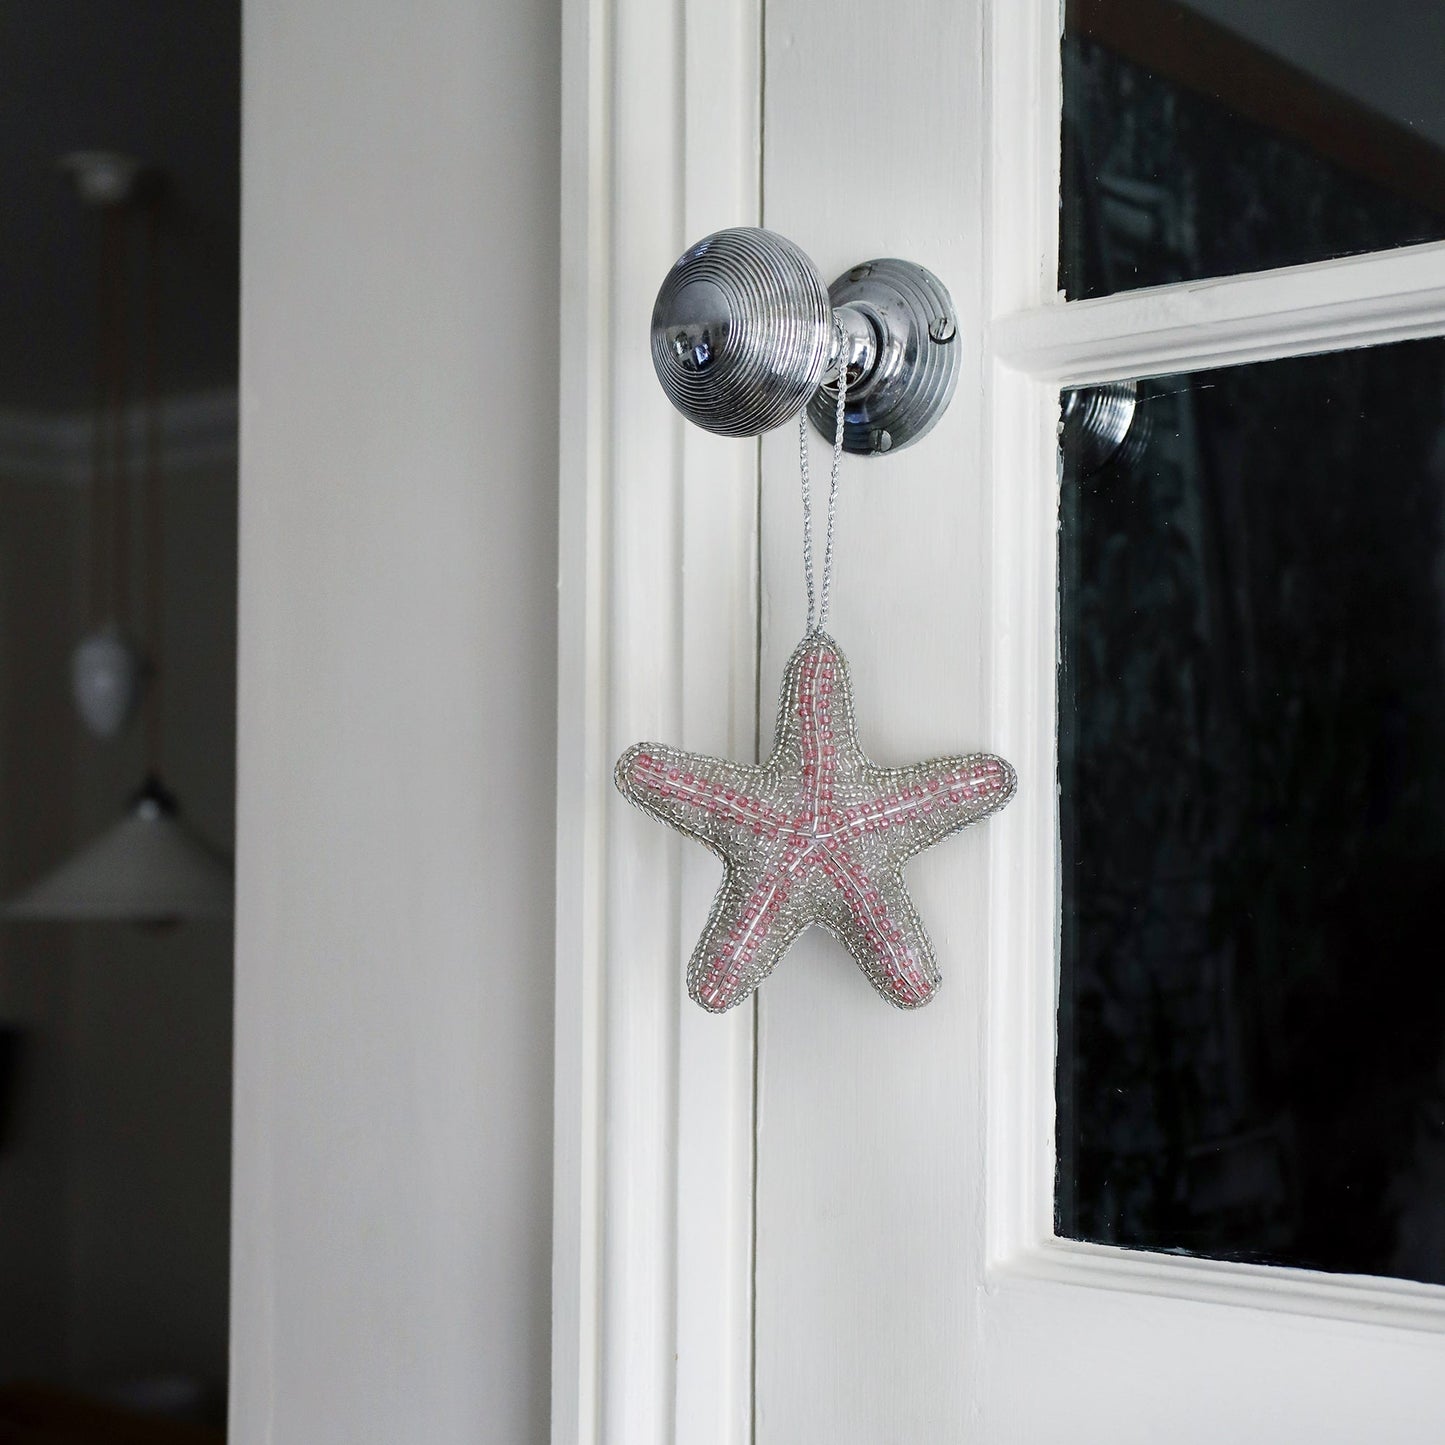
[650,226,959,455]
[652,228,831,439]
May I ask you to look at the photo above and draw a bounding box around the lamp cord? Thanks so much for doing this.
[143,205,165,777]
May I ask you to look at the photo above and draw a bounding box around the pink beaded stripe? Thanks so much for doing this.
[798,645,835,817]
[616,634,1016,1012]
[627,752,786,836]
[695,852,801,1009]
[853,759,1010,831]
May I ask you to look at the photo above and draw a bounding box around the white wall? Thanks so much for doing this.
[233,1,560,1442]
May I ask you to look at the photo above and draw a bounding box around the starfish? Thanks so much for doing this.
[615,633,1016,1012]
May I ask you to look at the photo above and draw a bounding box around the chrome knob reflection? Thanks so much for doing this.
[1062,380,1149,473]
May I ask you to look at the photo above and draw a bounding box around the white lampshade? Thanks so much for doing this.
[7,776,232,923]
[71,624,146,739]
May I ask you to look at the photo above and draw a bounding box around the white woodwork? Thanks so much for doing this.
[993,237,1445,383]
[557,0,1445,1438]
[553,2,761,1444]
[754,1,994,1440]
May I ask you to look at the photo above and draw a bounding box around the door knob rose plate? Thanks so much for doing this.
[651,227,959,455]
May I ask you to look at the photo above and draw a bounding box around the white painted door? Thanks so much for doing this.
[554,2,1445,1441]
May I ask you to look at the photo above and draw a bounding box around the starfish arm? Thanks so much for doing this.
[766,633,864,800]
[686,854,813,1012]
[615,742,780,854]
[856,752,1017,860]
[818,850,941,1009]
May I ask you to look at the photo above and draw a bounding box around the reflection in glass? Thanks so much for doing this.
[1061,0,1445,299]
[1056,338,1445,1285]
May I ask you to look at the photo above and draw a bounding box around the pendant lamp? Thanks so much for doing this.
[8,777,231,923]
[8,158,232,925]
[65,153,147,739]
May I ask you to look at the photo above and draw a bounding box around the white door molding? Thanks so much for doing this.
[552,3,762,1443]
[557,0,1445,1439]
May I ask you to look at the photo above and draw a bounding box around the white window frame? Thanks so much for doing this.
[986,0,1445,1336]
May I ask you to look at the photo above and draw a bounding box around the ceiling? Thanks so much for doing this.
[0,2,240,411]
[1185,0,1445,148]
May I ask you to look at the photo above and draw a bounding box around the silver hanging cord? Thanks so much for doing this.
[799,335,848,635]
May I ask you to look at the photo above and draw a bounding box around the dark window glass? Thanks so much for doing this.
[1062,0,1445,299]
[1056,338,1445,1285]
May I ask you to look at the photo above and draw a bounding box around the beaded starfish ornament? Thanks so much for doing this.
[615,367,1016,1012]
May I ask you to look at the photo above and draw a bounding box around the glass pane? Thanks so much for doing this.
[1056,337,1445,1285]
[1061,0,1445,299]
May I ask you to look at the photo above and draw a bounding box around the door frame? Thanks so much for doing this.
[554,1,1445,1441]
[552,2,763,1442]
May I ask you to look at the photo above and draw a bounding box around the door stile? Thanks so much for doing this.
[674,4,764,1442]
[983,0,1066,1273]
[754,0,993,1439]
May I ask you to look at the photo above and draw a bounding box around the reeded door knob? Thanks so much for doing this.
[651,226,959,455]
